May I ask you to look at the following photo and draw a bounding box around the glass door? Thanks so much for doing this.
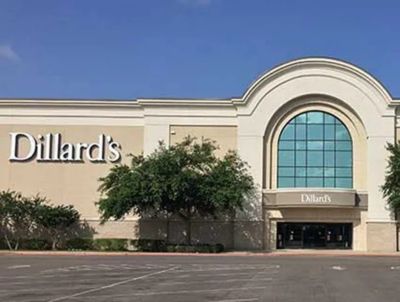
[277,222,352,249]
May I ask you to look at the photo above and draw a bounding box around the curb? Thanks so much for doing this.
[1,250,400,257]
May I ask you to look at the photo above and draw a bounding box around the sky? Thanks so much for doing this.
[0,0,399,99]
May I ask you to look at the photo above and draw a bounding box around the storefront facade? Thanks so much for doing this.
[1,58,399,251]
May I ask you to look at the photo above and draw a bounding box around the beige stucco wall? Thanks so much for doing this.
[169,125,237,156]
[0,125,144,219]
[367,222,397,252]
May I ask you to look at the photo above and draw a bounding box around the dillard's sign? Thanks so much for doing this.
[301,193,332,204]
[9,132,121,163]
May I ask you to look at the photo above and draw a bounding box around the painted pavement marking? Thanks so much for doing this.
[161,277,273,286]
[80,286,267,298]
[47,265,179,302]
[331,265,346,271]
[7,265,31,269]
[215,299,258,302]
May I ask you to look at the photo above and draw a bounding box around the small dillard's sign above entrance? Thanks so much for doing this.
[301,193,332,204]
[9,133,121,163]
[263,189,368,209]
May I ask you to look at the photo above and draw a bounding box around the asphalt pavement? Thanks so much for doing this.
[0,253,399,302]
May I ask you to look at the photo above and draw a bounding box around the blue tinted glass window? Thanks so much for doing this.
[325,141,335,150]
[279,167,295,177]
[336,141,352,151]
[277,111,352,188]
[279,141,295,150]
[278,177,295,188]
[335,125,350,140]
[296,167,306,177]
[324,151,335,166]
[278,150,295,166]
[307,151,323,166]
[296,124,306,139]
[335,178,352,188]
[324,114,335,124]
[324,125,335,140]
[324,167,335,177]
[307,112,324,123]
[324,178,335,187]
[308,125,323,140]
[296,177,306,187]
[308,141,324,150]
[307,178,324,187]
[307,167,323,177]
[336,152,352,167]
[281,125,295,140]
[296,141,307,150]
[297,151,306,166]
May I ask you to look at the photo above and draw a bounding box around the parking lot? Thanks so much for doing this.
[0,253,400,302]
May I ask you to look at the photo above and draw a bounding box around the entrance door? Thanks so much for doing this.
[303,224,326,248]
[277,222,352,249]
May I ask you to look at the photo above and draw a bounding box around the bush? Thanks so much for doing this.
[65,238,94,251]
[92,239,128,251]
[0,190,82,251]
[165,243,224,253]
[19,238,52,250]
[130,239,167,252]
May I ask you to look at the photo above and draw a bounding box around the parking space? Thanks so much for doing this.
[0,254,399,301]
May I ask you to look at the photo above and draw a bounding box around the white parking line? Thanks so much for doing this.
[91,286,267,298]
[162,277,273,286]
[171,265,280,273]
[216,299,258,302]
[331,265,346,271]
[47,266,178,302]
[7,265,31,269]
[189,271,279,278]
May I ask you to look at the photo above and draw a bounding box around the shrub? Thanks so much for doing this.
[130,239,167,252]
[92,239,128,251]
[35,204,81,250]
[19,238,51,250]
[65,238,94,251]
[0,190,82,251]
[0,191,45,250]
[165,243,224,253]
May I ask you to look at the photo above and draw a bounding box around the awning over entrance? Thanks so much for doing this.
[263,189,368,209]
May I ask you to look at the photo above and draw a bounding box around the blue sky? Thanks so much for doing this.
[0,0,399,99]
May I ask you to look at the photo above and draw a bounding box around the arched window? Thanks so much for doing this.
[277,111,352,188]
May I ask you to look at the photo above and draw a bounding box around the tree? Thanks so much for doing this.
[35,204,81,250]
[0,191,44,250]
[382,142,400,215]
[98,136,255,245]
[0,191,82,251]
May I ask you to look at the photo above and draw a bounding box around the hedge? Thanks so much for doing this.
[0,238,224,253]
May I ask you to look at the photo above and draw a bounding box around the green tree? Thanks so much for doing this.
[98,137,255,245]
[35,204,81,250]
[0,191,43,250]
[382,142,400,215]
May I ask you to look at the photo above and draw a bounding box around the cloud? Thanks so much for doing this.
[177,0,214,6]
[0,45,20,62]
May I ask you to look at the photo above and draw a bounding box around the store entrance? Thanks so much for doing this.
[277,222,352,249]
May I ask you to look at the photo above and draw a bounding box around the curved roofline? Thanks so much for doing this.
[239,56,394,103]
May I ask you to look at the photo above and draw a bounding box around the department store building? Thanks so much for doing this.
[1,58,399,252]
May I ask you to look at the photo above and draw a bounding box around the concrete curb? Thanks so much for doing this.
[1,250,400,257]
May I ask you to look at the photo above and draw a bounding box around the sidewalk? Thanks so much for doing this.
[1,249,399,257]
